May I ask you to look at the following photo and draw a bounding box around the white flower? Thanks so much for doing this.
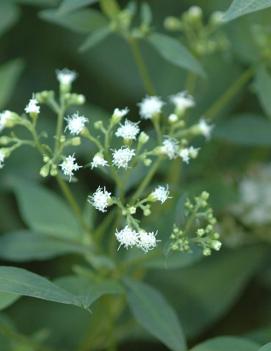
[115,226,139,249]
[170,91,195,113]
[161,137,179,159]
[56,68,77,86]
[91,153,108,169]
[25,97,40,114]
[179,146,199,164]
[138,96,164,119]
[0,111,13,131]
[115,119,140,140]
[112,147,135,169]
[137,230,158,252]
[89,186,112,212]
[113,107,129,119]
[151,185,170,204]
[198,118,213,139]
[0,150,5,169]
[65,112,88,135]
[60,154,81,181]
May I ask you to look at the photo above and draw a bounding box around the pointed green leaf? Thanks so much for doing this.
[80,26,111,52]
[0,59,24,109]
[40,8,107,34]
[190,336,259,351]
[0,230,89,262]
[147,33,205,78]
[0,293,19,310]
[56,275,123,307]
[224,0,271,22]
[12,178,82,240]
[214,114,271,146]
[0,2,20,37]
[125,279,186,351]
[254,66,271,117]
[0,267,82,307]
[259,343,271,351]
[58,0,98,14]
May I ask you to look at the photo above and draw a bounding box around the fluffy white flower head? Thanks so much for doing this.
[56,68,77,86]
[115,226,139,249]
[113,107,129,119]
[151,185,170,204]
[112,147,135,169]
[91,153,108,169]
[198,118,213,139]
[65,112,88,135]
[138,96,164,119]
[60,154,81,181]
[115,119,140,140]
[89,186,112,212]
[179,146,199,164]
[161,137,179,159]
[0,150,5,169]
[138,230,158,252]
[170,91,195,113]
[0,111,13,131]
[25,97,40,114]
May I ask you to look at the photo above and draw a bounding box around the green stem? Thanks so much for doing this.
[56,175,92,237]
[131,158,161,202]
[128,37,156,95]
[55,95,65,152]
[204,67,254,120]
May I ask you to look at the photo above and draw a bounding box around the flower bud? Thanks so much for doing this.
[40,163,50,177]
[138,131,149,145]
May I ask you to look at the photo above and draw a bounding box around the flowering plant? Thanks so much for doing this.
[1,0,271,351]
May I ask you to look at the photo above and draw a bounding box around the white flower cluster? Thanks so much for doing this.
[113,107,129,119]
[0,150,5,169]
[198,118,213,139]
[233,165,271,225]
[65,112,88,135]
[115,226,158,252]
[170,91,195,113]
[151,185,170,204]
[138,96,164,119]
[115,120,140,140]
[112,147,135,169]
[160,138,199,163]
[25,97,40,115]
[56,68,77,86]
[88,186,112,212]
[59,154,81,181]
[91,153,108,169]
[0,111,13,132]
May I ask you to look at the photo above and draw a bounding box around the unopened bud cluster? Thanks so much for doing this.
[170,191,221,256]
[164,6,229,57]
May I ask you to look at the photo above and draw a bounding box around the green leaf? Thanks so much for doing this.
[125,279,186,351]
[56,275,123,307]
[141,2,152,25]
[0,230,89,261]
[254,66,271,117]
[149,246,267,338]
[0,2,20,37]
[0,59,24,109]
[40,8,107,34]
[259,343,271,351]
[15,0,58,6]
[190,336,259,351]
[80,26,111,52]
[0,266,82,307]
[224,0,271,22]
[214,114,271,146]
[147,33,205,78]
[58,0,98,14]
[0,292,19,310]
[12,178,82,240]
